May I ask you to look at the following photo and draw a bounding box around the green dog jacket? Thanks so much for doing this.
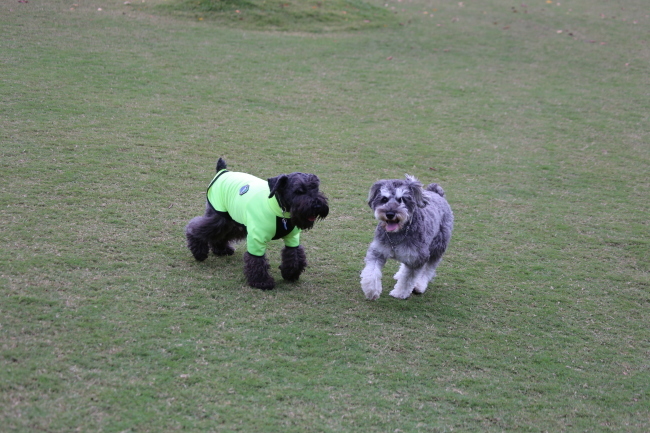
[206,169,300,256]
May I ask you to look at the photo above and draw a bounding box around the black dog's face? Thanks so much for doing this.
[268,173,329,230]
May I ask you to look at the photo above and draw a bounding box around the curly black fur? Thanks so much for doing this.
[279,245,307,281]
[185,204,246,261]
[185,158,327,290]
[268,173,329,231]
[244,252,275,290]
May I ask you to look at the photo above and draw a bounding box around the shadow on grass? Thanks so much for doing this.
[153,0,400,32]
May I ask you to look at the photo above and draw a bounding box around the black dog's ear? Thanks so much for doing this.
[306,173,320,187]
[405,174,428,208]
[268,174,289,198]
[367,181,385,208]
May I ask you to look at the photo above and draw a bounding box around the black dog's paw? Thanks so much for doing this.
[212,244,235,256]
[187,235,209,261]
[279,266,301,282]
[278,263,305,282]
[192,251,209,261]
[249,278,276,290]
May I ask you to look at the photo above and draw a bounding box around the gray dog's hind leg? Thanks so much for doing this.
[390,258,442,299]
[389,264,422,299]
[412,258,442,294]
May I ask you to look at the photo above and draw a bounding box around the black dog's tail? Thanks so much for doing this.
[426,183,445,197]
[216,158,227,172]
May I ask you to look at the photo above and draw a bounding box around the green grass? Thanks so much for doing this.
[1,0,649,431]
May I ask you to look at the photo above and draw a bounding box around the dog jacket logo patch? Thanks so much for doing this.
[239,185,249,195]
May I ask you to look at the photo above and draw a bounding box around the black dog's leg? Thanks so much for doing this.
[279,245,307,282]
[244,252,275,290]
[211,242,235,256]
[185,215,213,261]
[186,204,242,261]
[211,219,246,256]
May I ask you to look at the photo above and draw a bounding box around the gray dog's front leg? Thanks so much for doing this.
[360,247,387,300]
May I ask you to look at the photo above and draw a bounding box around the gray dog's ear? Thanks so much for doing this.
[367,181,384,208]
[405,174,428,208]
[268,174,289,198]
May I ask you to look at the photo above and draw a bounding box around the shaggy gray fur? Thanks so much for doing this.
[360,175,453,300]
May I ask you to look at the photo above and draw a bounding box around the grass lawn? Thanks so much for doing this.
[1,0,648,431]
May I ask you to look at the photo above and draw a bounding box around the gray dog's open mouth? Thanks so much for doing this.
[385,221,399,232]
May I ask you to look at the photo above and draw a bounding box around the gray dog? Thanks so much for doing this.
[185,158,328,290]
[360,175,453,300]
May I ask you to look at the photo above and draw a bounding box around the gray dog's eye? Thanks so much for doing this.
[380,197,389,203]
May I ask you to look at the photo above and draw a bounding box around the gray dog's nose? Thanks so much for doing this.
[386,211,396,220]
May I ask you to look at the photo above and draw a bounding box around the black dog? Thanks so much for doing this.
[185,158,328,289]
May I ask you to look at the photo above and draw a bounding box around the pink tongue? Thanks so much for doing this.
[386,222,399,232]
[308,216,316,221]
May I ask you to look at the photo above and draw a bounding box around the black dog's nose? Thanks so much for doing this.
[386,211,396,220]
